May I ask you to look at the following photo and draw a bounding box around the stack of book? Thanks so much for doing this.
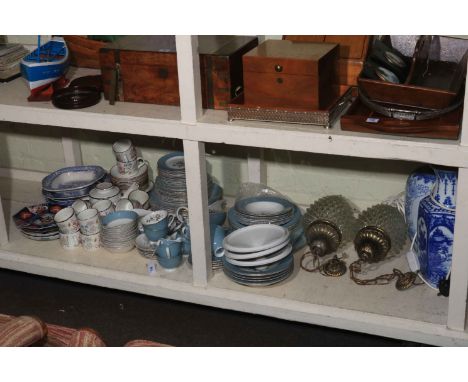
[0,43,29,81]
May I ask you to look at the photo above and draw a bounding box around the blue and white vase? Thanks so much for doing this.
[404,167,436,240]
[416,166,457,288]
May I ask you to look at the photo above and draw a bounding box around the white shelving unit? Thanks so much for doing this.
[1,36,468,346]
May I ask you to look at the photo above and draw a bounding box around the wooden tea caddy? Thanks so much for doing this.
[99,35,258,110]
[228,37,370,127]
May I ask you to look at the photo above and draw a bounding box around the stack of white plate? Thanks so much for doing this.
[101,211,139,253]
[227,195,305,250]
[222,224,294,286]
[149,152,222,213]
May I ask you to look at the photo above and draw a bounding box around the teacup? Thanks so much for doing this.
[59,231,81,250]
[120,182,139,199]
[112,138,137,162]
[128,190,149,209]
[81,232,101,251]
[156,238,183,270]
[117,157,146,176]
[54,207,80,234]
[71,199,90,215]
[93,199,115,217]
[77,208,101,235]
[210,224,225,258]
[115,198,134,211]
[141,210,168,241]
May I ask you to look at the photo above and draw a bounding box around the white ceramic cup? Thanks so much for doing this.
[128,190,149,209]
[77,208,101,235]
[71,199,90,215]
[112,139,137,162]
[54,207,80,234]
[93,199,115,217]
[81,232,101,251]
[59,231,81,250]
[117,157,146,176]
[115,198,134,211]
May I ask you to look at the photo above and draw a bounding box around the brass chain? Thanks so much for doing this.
[300,251,347,277]
[349,260,424,290]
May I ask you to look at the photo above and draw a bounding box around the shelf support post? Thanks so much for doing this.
[61,137,83,166]
[247,148,266,184]
[176,35,203,124]
[0,194,8,245]
[183,139,211,287]
[460,60,468,147]
[447,167,468,330]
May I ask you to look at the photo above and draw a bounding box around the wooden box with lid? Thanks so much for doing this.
[242,39,339,110]
[99,35,258,109]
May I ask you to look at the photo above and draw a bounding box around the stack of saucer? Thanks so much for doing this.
[109,139,152,192]
[149,152,223,213]
[135,233,158,260]
[42,165,107,207]
[101,211,139,253]
[222,224,294,286]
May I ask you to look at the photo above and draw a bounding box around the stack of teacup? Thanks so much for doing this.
[54,207,81,250]
[77,207,102,252]
[110,139,150,192]
[58,200,102,252]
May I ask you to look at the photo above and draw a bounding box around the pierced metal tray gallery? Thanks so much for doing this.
[227,88,355,128]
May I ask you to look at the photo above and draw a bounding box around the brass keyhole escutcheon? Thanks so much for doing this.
[275,64,283,72]
[276,78,283,84]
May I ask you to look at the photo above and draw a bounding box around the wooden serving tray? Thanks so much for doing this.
[340,97,462,140]
[227,87,355,128]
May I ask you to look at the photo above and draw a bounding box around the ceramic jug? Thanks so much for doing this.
[404,167,436,240]
[416,166,457,288]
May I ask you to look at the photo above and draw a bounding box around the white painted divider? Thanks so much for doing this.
[176,35,211,286]
[183,140,211,286]
[175,35,203,124]
[447,167,468,330]
[61,137,83,166]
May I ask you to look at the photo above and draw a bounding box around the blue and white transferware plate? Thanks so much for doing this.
[42,165,107,192]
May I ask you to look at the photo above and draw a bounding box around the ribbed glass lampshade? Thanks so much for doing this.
[355,204,407,263]
[302,195,359,257]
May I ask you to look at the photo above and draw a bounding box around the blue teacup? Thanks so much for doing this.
[180,225,191,256]
[210,224,225,258]
[156,237,183,269]
[141,210,168,241]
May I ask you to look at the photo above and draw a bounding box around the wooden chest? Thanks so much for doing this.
[242,39,339,110]
[99,35,258,109]
[283,35,370,92]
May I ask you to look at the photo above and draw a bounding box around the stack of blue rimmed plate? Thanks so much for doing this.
[13,204,60,241]
[227,195,305,250]
[42,165,107,207]
[222,224,294,286]
[149,152,223,213]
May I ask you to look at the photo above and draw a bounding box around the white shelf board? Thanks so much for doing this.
[197,110,468,167]
[1,70,467,167]
[1,177,468,346]
[0,68,184,139]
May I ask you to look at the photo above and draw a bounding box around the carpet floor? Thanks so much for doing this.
[0,268,424,346]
